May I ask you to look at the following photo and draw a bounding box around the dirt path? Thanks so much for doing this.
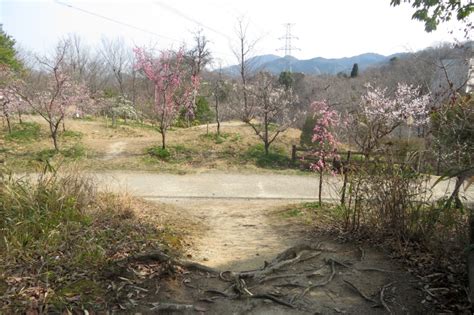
[162,199,307,271]
[95,171,445,313]
[102,140,127,160]
[96,170,473,271]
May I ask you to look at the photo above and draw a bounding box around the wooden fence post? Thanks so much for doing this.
[340,151,352,206]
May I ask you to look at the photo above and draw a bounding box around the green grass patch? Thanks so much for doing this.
[199,132,232,144]
[61,130,83,139]
[33,144,86,162]
[280,208,303,218]
[4,122,41,142]
[146,144,197,163]
[35,148,57,162]
[243,144,290,169]
[61,143,86,159]
[147,146,171,160]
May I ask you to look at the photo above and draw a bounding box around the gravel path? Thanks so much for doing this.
[96,171,473,201]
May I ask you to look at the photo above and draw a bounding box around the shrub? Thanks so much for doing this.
[0,168,175,312]
[35,148,57,162]
[383,137,425,162]
[244,144,290,168]
[194,96,214,124]
[200,132,230,144]
[299,115,316,147]
[147,146,171,160]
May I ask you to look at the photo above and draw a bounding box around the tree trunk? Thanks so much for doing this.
[446,176,464,209]
[5,114,11,134]
[264,112,269,155]
[49,122,60,152]
[318,169,323,207]
[264,142,270,155]
[18,110,23,124]
[161,131,166,150]
[52,131,59,152]
[215,96,220,136]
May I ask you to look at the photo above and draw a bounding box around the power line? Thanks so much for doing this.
[54,0,236,64]
[152,1,232,41]
[54,0,180,43]
[277,23,300,72]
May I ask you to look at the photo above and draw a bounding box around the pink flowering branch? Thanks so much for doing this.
[134,46,200,149]
[309,100,340,206]
[350,82,431,155]
[17,41,91,151]
[310,100,340,173]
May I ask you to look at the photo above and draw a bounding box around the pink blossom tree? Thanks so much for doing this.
[349,82,430,156]
[19,41,90,151]
[310,100,340,205]
[134,47,199,149]
[242,72,297,155]
[0,65,23,134]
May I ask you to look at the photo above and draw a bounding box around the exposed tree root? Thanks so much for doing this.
[150,302,196,311]
[343,279,378,304]
[142,243,407,313]
[251,294,295,308]
[357,267,395,273]
[105,249,219,278]
[358,246,365,261]
[220,243,324,281]
[292,259,336,303]
[380,282,394,314]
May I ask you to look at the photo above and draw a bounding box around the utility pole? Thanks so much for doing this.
[277,23,300,72]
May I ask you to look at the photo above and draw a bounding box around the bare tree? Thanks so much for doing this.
[209,66,230,136]
[64,34,90,80]
[244,72,298,155]
[232,17,259,120]
[187,29,212,76]
[99,37,130,97]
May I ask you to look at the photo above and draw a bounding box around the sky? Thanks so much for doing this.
[0,0,471,68]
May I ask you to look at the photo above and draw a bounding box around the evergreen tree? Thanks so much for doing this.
[0,30,22,72]
[350,63,359,78]
[300,115,317,147]
[278,71,294,90]
[194,96,214,124]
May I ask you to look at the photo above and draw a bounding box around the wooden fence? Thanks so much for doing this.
[290,145,442,175]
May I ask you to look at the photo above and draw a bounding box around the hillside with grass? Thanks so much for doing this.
[1,116,304,174]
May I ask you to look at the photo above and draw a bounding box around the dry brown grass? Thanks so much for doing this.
[0,168,193,313]
[1,115,304,174]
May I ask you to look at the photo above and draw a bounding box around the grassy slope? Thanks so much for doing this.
[1,116,307,174]
[0,169,195,312]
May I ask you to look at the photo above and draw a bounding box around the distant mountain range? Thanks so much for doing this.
[223,52,402,76]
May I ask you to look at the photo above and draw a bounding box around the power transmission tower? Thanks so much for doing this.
[277,23,300,72]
